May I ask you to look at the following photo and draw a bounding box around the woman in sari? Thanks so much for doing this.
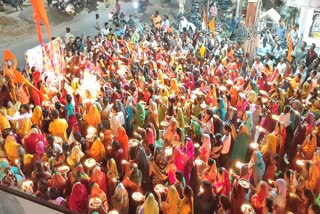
[67,145,84,168]
[68,182,88,213]
[90,166,107,193]
[4,129,20,164]
[230,111,252,165]
[89,183,109,213]
[202,158,217,184]
[115,125,129,160]
[158,185,181,214]
[163,119,179,146]
[179,186,193,214]
[206,84,217,107]
[199,134,211,164]
[236,94,248,119]
[260,132,277,165]
[215,167,231,197]
[184,138,194,184]
[297,132,317,160]
[30,106,42,128]
[88,137,106,163]
[111,182,129,214]
[249,151,266,187]
[251,181,270,214]
[84,104,101,129]
[124,96,134,135]
[216,98,226,122]
[176,107,185,130]
[158,87,169,124]
[64,94,77,135]
[138,193,159,214]
[132,101,146,131]
[169,78,179,95]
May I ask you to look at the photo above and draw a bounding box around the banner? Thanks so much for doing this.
[25,37,65,75]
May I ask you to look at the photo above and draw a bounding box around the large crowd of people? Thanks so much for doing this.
[0,3,320,214]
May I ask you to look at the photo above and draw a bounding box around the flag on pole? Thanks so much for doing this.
[202,7,207,30]
[208,18,215,34]
[3,50,39,92]
[30,0,51,44]
[287,33,293,62]
[3,49,17,69]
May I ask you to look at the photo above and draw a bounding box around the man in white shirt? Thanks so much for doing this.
[220,124,232,168]
[64,27,74,44]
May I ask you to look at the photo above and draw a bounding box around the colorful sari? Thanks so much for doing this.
[84,105,101,128]
[162,185,181,214]
[90,183,108,211]
[30,106,42,128]
[176,107,185,130]
[250,151,266,187]
[115,126,129,160]
[91,166,107,193]
[230,124,250,165]
[300,133,317,160]
[133,102,146,131]
[88,138,106,163]
[200,134,211,164]
[4,135,20,164]
[260,133,277,164]
[48,118,68,142]
[138,193,159,214]
[111,183,129,214]
[67,145,84,168]
[68,182,88,213]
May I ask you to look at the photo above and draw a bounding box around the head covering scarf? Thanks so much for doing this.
[138,193,159,214]
[84,105,101,128]
[88,138,106,163]
[133,102,146,131]
[186,138,195,160]
[90,182,108,208]
[200,134,211,163]
[244,111,253,134]
[176,107,185,129]
[174,147,185,173]
[67,145,84,167]
[115,126,129,160]
[111,183,129,214]
[68,182,89,213]
[91,166,107,193]
[164,185,181,214]
[218,98,227,121]
[30,106,42,127]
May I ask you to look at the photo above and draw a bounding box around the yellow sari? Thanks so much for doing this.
[31,106,43,128]
[260,133,277,156]
[4,135,20,164]
[84,105,101,128]
[0,108,11,132]
[88,138,106,163]
[48,118,68,142]
[301,134,317,160]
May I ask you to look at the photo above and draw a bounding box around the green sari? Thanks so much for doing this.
[176,107,185,130]
[230,125,250,167]
[133,102,146,131]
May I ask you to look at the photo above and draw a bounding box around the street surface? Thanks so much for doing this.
[0,0,191,66]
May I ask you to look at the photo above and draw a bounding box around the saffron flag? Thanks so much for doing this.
[202,7,207,29]
[3,49,17,69]
[2,50,39,92]
[208,18,215,34]
[287,35,293,62]
[30,0,51,44]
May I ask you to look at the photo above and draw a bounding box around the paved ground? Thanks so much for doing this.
[0,0,192,66]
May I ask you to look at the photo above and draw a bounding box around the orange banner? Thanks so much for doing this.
[208,18,215,34]
[30,0,51,44]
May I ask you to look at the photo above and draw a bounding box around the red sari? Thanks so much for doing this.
[115,126,129,160]
[68,182,88,213]
[90,167,107,194]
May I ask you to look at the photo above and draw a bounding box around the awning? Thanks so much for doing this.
[259,8,281,24]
